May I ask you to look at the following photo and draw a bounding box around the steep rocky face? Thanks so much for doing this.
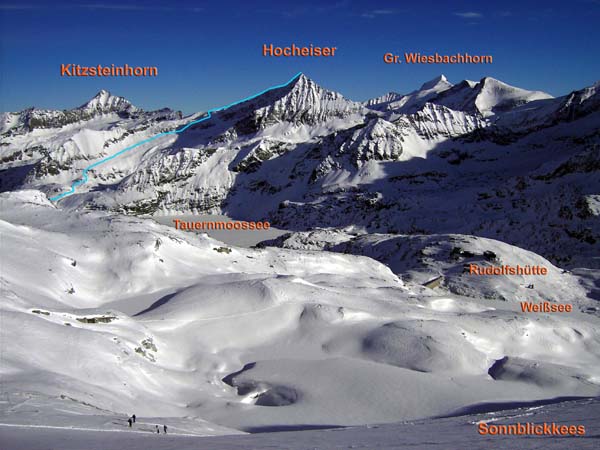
[397,103,486,140]
[233,140,292,174]
[8,108,94,134]
[429,80,480,115]
[474,82,600,138]
[78,90,137,115]
[365,91,403,109]
[327,118,404,165]
[253,74,366,125]
[550,82,600,122]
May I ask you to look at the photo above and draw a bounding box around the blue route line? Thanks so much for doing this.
[49,72,303,201]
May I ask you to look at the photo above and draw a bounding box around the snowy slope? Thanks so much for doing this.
[1,398,599,449]
[365,74,454,114]
[423,77,553,118]
[366,75,552,118]
[265,230,596,308]
[495,80,600,131]
[1,190,599,436]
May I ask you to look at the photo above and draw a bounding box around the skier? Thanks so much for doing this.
[156,425,160,434]
[127,418,132,428]
[163,424,167,434]
[132,414,136,423]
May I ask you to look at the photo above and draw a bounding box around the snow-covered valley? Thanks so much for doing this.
[1,190,599,443]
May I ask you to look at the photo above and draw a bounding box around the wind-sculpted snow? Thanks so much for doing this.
[1,190,599,435]
[265,230,595,308]
[361,320,489,374]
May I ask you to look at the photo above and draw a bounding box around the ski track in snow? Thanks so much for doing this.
[49,72,303,201]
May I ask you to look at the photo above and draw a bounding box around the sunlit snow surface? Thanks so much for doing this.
[1,190,599,450]
[1,398,598,449]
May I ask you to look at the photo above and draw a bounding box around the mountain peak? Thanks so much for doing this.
[364,74,453,113]
[281,73,365,120]
[225,73,365,129]
[79,90,137,113]
[287,73,328,96]
[474,77,553,116]
[420,75,450,91]
[478,76,510,88]
[293,73,310,84]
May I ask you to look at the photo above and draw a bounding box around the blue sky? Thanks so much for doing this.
[1,0,599,114]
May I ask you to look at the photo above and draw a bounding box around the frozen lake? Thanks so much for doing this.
[152,214,289,247]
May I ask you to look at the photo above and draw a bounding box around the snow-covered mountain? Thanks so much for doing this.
[79,89,138,115]
[431,76,552,117]
[1,73,600,444]
[365,74,454,114]
[1,74,598,269]
[0,90,143,136]
[365,75,552,118]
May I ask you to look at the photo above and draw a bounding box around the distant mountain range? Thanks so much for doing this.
[1,74,599,267]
